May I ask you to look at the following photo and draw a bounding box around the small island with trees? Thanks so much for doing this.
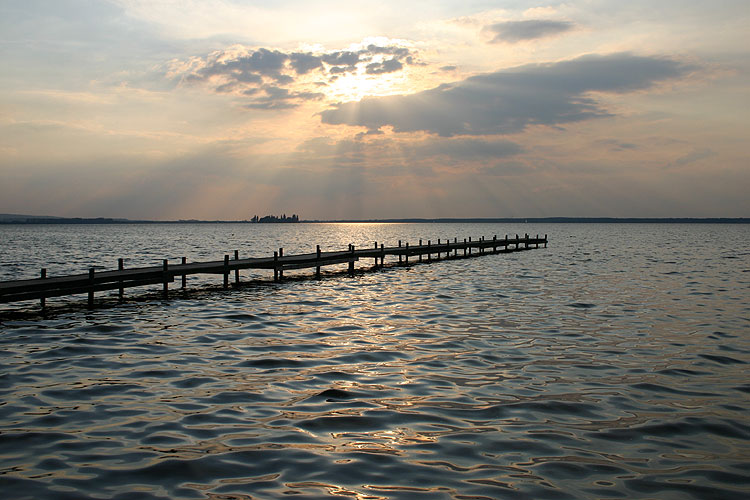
[250,214,299,223]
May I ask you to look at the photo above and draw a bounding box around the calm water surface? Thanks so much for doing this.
[1,223,749,499]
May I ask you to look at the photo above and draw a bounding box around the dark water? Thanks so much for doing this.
[1,223,749,499]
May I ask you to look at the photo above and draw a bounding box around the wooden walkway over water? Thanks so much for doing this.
[0,233,547,310]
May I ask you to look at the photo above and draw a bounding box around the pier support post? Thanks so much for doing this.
[181,257,186,289]
[454,238,458,257]
[40,268,46,309]
[505,234,509,252]
[348,244,355,276]
[223,255,229,288]
[427,240,431,262]
[234,250,240,284]
[316,245,321,279]
[374,242,379,268]
[419,240,422,262]
[405,242,409,264]
[515,234,520,250]
[380,243,385,267]
[493,235,497,253]
[544,234,547,248]
[274,251,279,282]
[468,237,472,255]
[118,258,124,300]
[163,259,169,298]
[278,248,284,281]
[88,268,95,308]
[398,240,402,264]
[525,234,529,249]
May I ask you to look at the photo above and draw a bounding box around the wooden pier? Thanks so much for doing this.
[0,234,547,310]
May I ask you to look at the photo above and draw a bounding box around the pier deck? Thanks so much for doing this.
[0,233,547,309]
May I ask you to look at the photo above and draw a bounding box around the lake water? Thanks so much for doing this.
[1,223,748,499]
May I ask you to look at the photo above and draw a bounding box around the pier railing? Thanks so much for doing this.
[0,233,547,309]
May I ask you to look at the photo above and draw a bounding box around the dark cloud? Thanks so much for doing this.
[321,50,361,67]
[199,48,289,81]
[485,20,575,43]
[321,53,695,136]
[180,43,419,109]
[289,52,323,74]
[366,44,411,58]
[329,65,352,75]
[366,58,403,75]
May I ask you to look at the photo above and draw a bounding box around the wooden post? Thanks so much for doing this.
[505,234,509,252]
[380,243,385,267]
[40,268,46,309]
[181,257,186,289]
[278,248,284,280]
[348,244,355,276]
[234,250,240,284]
[419,239,422,262]
[454,237,458,257]
[516,234,520,249]
[398,240,402,263]
[223,255,229,288]
[88,268,95,308]
[118,258,124,300]
[316,244,321,279]
[163,259,169,298]
[544,234,547,248]
[463,238,467,256]
[405,242,409,264]
[493,235,497,253]
[274,251,279,282]
[437,239,441,259]
[427,240,431,262]
[535,234,539,248]
[468,236,472,255]
[524,233,529,249]
[374,242,378,268]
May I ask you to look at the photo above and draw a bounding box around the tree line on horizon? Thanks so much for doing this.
[250,214,299,223]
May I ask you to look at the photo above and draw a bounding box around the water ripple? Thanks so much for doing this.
[1,223,749,499]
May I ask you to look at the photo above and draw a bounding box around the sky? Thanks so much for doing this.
[1,0,748,220]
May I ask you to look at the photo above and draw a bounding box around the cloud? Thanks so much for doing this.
[366,58,403,75]
[484,20,575,43]
[289,52,323,74]
[407,137,524,160]
[595,139,639,151]
[673,147,716,166]
[244,86,323,110]
[321,53,695,136]
[176,42,419,109]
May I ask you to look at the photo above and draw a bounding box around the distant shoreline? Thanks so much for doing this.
[1,215,748,224]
